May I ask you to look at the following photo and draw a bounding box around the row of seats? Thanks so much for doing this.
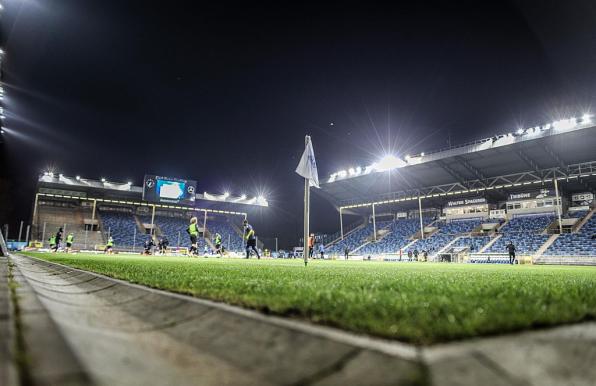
[100,210,244,251]
[327,221,392,254]
[358,218,428,255]
[452,236,491,252]
[545,214,596,256]
[485,214,554,254]
[405,218,487,254]
[99,210,139,247]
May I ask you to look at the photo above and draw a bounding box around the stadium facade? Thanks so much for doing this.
[315,115,596,265]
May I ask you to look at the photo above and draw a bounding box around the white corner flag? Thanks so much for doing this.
[295,135,320,188]
[296,135,318,267]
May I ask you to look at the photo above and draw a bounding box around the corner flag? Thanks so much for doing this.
[296,135,319,266]
[295,136,320,188]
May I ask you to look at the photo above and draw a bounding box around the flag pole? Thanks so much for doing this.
[303,135,310,267]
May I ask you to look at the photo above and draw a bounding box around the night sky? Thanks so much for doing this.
[1,1,595,247]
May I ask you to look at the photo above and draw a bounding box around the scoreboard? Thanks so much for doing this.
[143,175,197,205]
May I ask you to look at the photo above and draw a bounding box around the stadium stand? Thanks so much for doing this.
[405,218,485,255]
[99,209,140,247]
[357,218,430,255]
[34,203,103,248]
[484,214,554,255]
[451,235,492,252]
[204,217,244,252]
[544,212,596,256]
[136,212,243,252]
[327,221,391,254]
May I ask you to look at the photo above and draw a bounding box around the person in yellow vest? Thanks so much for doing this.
[187,217,200,256]
[105,236,114,254]
[65,233,74,253]
[48,235,56,251]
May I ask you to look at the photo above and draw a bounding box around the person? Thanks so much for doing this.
[308,233,315,258]
[159,236,169,254]
[53,227,63,252]
[399,249,402,261]
[187,217,200,256]
[318,243,325,260]
[414,249,419,261]
[65,233,74,253]
[344,246,349,260]
[243,219,260,259]
[203,244,209,257]
[143,237,154,255]
[105,236,114,254]
[407,250,413,261]
[48,235,56,251]
[507,241,516,265]
[214,232,224,257]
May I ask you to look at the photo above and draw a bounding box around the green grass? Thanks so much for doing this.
[21,252,596,345]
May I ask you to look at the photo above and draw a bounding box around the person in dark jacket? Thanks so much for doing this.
[507,241,516,265]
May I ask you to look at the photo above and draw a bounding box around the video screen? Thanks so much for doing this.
[143,175,196,205]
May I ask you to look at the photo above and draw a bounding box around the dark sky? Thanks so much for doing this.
[1,0,595,247]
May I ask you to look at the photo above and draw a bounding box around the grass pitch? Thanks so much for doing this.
[21,252,596,344]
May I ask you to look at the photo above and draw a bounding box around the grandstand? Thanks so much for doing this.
[28,174,264,253]
[317,115,596,265]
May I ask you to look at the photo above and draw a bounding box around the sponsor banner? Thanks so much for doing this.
[508,189,554,201]
[446,197,487,207]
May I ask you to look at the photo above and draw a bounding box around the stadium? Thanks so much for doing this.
[1,113,596,386]
[2,2,596,386]
[17,114,596,266]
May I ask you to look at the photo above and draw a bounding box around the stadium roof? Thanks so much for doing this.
[317,118,596,210]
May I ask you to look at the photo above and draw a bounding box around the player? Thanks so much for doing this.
[187,217,200,256]
[53,227,63,252]
[243,219,260,259]
[105,236,114,254]
[214,232,224,257]
[143,237,155,255]
[48,235,56,251]
[65,233,74,253]
[159,236,169,255]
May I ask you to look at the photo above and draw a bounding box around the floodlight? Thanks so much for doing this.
[516,129,524,135]
[223,191,230,198]
[552,118,577,131]
[101,178,106,183]
[420,152,425,156]
[376,154,406,172]
[257,195,265,201]
[59,173,63,178]
[240,194,247,200]
[0,130,4,134]
[76,176,81,180]
[582,113,592,123]
[127,181,132,185]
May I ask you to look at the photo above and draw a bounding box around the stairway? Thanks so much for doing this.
[534,234,559,259]
[325,220,367,248]
[435,236,462,256]
[574,209,595,232]
[478,234,501,253]
[351,242,371,255]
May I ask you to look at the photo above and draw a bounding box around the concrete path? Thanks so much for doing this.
[2,253,596,386]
